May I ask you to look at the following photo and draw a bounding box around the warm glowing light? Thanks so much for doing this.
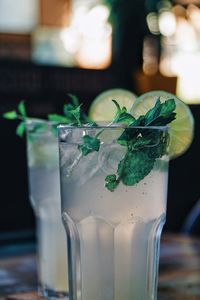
[177,74,200,104]
[159,11,176,36]
[175,18,197,51]
[143,36,159,75]
[59,3,112,69]
[172,18,200,103]
[159,18,198,77]
[176,53,200,103]
[78,5,110,38]
[76,35,112,69]
[159,52,177,77]
[187,4,200,34]
[146,13,160,35]
[157,2,200,103]
[60,27,79,54]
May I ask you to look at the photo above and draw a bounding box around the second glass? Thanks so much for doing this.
[26,120,68,299]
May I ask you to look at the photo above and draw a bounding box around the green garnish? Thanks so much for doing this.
[3,101,27,137]
[105,98,176,191]
[68,97,176,191]
[48,104,82,125]
[18,101,27,118]
[111,100,135,125]
[2,94,93,137]
[3,111,18,120]
[78,100,135,157]
[3,95,176,192]
[48,94,94,129]
[78,136,100,156]
[3,100,50,136]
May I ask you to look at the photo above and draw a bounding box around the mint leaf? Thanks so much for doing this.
[3,111,17,120]
[49,97,88,126]
[3,101,27,123]
[87,120,97,126]
[18,101,26,117]
[105,174,119,191]
[144,98,162,125]
[48,114,68,123]
[78,135,100,156]
[112,99,121,113]
[68,93,80,106]
[16,122,26,137]
[3,102,27,137]
[160,98,176,118]
[132,115,146,126]
[104,98,176,191]
[147,131,169,159]
[117,127,139,146]
[112,100,135,125]
[144,98,176,126]
[116,111,135,124]
[118,150,155,185]
[63,104,82,125]
[70,106,82,125]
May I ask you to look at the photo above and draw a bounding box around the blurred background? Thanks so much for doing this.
[0,0,200,247]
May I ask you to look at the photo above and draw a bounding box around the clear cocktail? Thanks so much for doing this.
[58,125,169,300]
[26,120,68,298]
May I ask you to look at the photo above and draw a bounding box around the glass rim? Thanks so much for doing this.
[26,118,56,137]
[26,119,169,135]
[58,124,169,131]
[26,118,56,125]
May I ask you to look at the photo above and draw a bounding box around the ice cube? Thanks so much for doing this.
[74,152,100,185]
[98,144,126,174]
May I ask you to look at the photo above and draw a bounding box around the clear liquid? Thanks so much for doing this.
[74,216,165,300]
[60,141,168,300]
[27,137,68,295]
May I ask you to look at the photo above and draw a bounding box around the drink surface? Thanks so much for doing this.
[27,131,68,294]
[59,127,169,300]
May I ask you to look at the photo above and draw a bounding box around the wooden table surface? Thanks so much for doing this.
[0,234,200,300]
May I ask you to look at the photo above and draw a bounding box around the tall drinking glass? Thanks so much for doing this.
[58,125,169,300]
[26,120,68,299]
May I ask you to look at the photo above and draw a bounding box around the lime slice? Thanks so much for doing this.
[89,88,137,121]
[130,90,194,158]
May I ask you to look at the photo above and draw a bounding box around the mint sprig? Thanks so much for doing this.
[3,111,18,120]
[3,100,50,137]
[3,101,27,137]
[111,100,135,125]
[2,94,93,137]
[48,94,94,128]
[48,94,82,126]
[3,95,176,192]
[78,99,135,157]
[77,98,176,191]
[78,135,100,156]
[48,104,82,126]
[105,98,176,191]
